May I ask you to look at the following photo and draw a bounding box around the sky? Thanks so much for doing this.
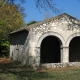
[20,0,80,24]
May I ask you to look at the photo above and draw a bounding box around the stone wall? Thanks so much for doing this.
[10,30,29,61]
[41,62,80,68]
[10,13,80,68]
[27,14,80,67]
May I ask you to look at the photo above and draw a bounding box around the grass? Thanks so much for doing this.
[0,58,80,80]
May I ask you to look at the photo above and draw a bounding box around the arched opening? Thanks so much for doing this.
[40,36,62,63]
[69,37,80,62]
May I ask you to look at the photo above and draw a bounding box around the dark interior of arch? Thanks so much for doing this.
[40,36,61,63]
[69,37,80,62]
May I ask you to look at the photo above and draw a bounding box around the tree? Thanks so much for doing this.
[0,4,25,57]
[0,0,8,5]
[35,0,60,13]
[0,18,9,57]
[0,4,25,32]
[27,21,37,26]
[3,0,60,14]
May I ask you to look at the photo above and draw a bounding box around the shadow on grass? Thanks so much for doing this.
[0,62,53,80]
[0,59,80,80]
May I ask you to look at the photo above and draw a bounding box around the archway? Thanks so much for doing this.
[69,37,80,62]
[40,36,62,63]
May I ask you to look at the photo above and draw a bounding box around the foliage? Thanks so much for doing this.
[27,21,37,26]
[0,0,8,5]
[0,4,25,57]
[0,4,25,32]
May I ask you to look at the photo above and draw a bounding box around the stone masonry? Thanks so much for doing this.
[9,13,80,68]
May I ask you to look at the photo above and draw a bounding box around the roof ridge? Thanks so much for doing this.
[26,13,80,29]
[10,13,80,34]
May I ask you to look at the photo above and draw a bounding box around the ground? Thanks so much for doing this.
[0,58,80,80]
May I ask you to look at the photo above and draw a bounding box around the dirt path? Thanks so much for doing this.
[0,58,11,64]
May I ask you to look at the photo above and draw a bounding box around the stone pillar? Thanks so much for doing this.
[34,47,40,66]
[29,47,35,65]
[61,46,69,63]
[29,47,40,68]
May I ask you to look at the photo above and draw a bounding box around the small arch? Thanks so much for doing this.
[69,37,80,62]
[66,33,80,46]
[37,32,65,47]
[36,32,65,64]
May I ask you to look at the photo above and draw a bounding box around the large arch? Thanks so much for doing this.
[40,36,62,63]
[36,32,65,63]
[37,32,65,47]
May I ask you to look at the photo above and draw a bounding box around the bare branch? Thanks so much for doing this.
[8,0,25,4]
[35,0,61,14]
[7,0,61,14]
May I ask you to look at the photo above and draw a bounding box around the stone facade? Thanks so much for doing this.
[10,13,80,68]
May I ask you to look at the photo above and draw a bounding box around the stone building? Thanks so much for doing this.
[9,13,80,68]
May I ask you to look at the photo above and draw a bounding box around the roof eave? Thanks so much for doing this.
[9,28,29,35]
